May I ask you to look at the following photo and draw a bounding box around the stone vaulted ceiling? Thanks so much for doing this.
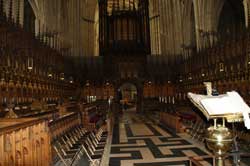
[5,0,249,60]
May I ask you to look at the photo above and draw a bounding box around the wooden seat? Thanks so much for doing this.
[51,123,107,166]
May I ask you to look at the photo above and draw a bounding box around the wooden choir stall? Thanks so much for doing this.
[0,101,109,166]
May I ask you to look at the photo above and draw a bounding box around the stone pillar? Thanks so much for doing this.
[12,0,17,23]
[16,0,20,25]
[4,0,10,19]
[136,82,143,113]
[8,0,13,21]
[35,19,40,36]
[243,0,249,28]
[19,0,24,27]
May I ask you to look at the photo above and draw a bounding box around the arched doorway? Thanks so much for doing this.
[115,79,143,113]
[118,83,137,111]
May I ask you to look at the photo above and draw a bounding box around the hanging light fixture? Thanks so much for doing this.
[27,56,33,70]
[188,73,192,80]
[60,73,65,80]
[219,62,224,72]
[69,76,74,83]
[179,75,183,82]
[85,80,90,86]
[86,82,90,86]
[48,67,53,77]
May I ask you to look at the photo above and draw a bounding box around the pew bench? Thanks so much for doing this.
[160,111,183,133]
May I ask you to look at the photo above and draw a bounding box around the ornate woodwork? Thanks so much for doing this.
[0,102,108,166]
[0,3,77,115]
[173,28,250,106]
[0,118,51,166]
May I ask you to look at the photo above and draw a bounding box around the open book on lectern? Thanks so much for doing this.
[188,91,250,129]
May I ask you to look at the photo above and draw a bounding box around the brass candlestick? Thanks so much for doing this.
[206,119,233,166]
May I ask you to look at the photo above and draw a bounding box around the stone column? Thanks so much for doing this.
[12,0,18,23]
[243,0,249,28]
[4,0,10,19]
[35,19,40,36]
[19,0,24,27]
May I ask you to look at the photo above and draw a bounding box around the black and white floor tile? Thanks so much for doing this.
[108,109,212,166]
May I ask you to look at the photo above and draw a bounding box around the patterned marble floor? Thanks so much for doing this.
[108,109,212,166]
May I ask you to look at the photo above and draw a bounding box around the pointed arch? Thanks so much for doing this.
[15,151,22,166]
[24,0,36,33]
[27,0,39,19]
[181,0,196,58]
[217,0,245,38]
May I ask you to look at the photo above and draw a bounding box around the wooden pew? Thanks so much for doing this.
[80,101,108,131]
[160,111,182,133]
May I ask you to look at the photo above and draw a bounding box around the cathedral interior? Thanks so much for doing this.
[1,0,250,166]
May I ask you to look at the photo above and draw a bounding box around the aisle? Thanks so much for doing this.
[108,109,211,166]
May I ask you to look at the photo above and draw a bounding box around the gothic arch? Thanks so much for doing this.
[217,0,245,37]
[191,0,225,49]
[9,155,14,166]
[41,138,45,144]
[23,147,29,165]
[27,0,39,19]
[181,0,196,58]
[35,140,41,166]
[15,151,21,166]
[24,0,36,33]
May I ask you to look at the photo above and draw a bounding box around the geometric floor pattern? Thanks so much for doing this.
[108,109,212,166]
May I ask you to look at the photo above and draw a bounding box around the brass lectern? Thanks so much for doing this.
[188,83,250,166]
